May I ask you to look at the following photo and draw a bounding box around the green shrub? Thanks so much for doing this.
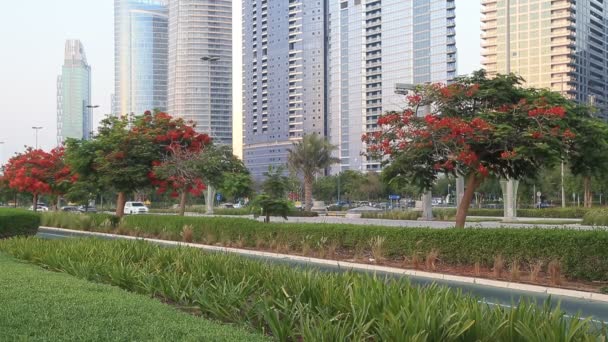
[287,210,318,217]
[582,209,608,226]
[0,238,602,340]
[0,209,40,239]
[41,212,119,231]
[361,210,421,220]
[40,213,608,282]
[365,208,589,220]
[213,208,251,216]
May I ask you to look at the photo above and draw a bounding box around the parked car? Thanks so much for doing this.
[124,201,149,214]
[61,206,80,213]
[78,205,97,213]
[29,205,49,212]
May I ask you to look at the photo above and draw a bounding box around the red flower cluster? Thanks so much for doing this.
[528,106,566,118]
[2,147,71,196]
[500,150,517,159]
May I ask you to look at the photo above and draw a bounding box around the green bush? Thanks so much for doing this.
[287,210,319,217]
[0,209,40,239]
[365,207,589,220]
[361,210,421,220]
[0,238,602,340]
[582,209,608,226]
[41,212,119,231]
[41,212,608,282]
[213,208,251,216]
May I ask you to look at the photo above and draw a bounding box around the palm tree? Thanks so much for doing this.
[288,134,339,211]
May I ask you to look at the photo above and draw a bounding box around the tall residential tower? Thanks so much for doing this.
[114,0,169,116]
[168,0,233,145]
[328,0,457,173]
[242,0,326,178]
[57,40,92,145]
[482,0,608,118]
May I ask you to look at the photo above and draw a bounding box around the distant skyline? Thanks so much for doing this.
[0,0,481,165]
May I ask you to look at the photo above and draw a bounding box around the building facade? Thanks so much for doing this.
[482,0,607,119]
[328,0,457,173]
[168,0,232,145]
[57,40,92,145]
[242,0,326,178]
[114,0,168,116]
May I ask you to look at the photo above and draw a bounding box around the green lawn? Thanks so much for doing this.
[0,254,267,342]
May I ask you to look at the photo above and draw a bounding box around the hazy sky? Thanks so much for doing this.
[0,1,480,165]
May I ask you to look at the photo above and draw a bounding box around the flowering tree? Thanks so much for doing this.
[364,71,576,228]
[2,147,71,211]
[66,111,210,217]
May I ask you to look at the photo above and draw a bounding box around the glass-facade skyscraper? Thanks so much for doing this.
[482,0,608,119]
[242,0,326,178]
[168,0,232,145]
[57,40,92,145]
[328,0,457,173]
[114,0,168,116]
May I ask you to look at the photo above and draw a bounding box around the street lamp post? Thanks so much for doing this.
[201,56,220,215]
[32,127,43,149]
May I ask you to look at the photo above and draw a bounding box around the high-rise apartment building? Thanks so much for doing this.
[57,40,92,145]
[328,0,457,173]
[482,0,607,119]
[242,0,326,178]
[114,0,168,116]
[168,0,232,145]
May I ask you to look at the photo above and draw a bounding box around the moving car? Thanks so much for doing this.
[124,201,149,214]
[78,205,97,213]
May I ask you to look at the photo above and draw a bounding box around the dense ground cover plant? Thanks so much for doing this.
[0,254,265,341]
[0,238,603,341]
[42,213,608,282]
[0,209,40,239]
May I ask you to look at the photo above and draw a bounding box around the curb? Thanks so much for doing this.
[39,226,608,303]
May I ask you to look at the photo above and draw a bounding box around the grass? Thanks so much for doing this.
[1,238,604,341]
[40,212,608,282]
[0,253,266,342]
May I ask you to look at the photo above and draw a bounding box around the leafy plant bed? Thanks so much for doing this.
[41,213,608,284]
[0,253,266,341]
[1,238,603,341]
[364,207,593,220]
[0,208,40,239]
[583,209,608,226]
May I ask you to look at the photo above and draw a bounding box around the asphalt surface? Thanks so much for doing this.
[37,228,608,325]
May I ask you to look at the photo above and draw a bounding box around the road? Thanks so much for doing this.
[37,228,608,325]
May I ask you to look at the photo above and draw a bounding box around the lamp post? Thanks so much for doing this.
[32,126,43,149]
[201,56,220,214]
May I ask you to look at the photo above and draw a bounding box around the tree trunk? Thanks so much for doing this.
[179,191,188,216]
[54,195,60,211]
[304,174,313,211]
[205,186,215,215]
[454,174,482,229]
[32,193,38,213]
[583,176,592,208]
[116,192,126,217]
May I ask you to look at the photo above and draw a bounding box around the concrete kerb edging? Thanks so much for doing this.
[39,226,608,303]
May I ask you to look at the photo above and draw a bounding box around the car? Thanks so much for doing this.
[29,205,49,212]
[61,206,80,213]
[124,201,149,214]
[220,203,234,209]
[78,205,97,213]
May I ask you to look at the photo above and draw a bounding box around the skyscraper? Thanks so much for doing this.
[114,0,168,116]
[242,0,326,178]
[481,0,608,119]
[328,0,457,173]
[57,40,92,145]
[168,0,232,145]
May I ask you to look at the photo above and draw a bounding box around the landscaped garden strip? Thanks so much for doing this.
[1,238,604,341]
[0,253,266,341]
[41,212,608,282]
[362,207,593,220]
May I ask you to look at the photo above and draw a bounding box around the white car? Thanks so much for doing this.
[124,201,149,215]
[29,205,49,212]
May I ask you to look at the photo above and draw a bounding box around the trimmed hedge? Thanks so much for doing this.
[0,209,40,239]
[41,212,119,231]
[364,207,590,220]
[583,209,608,226]
[43,212,608,281]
